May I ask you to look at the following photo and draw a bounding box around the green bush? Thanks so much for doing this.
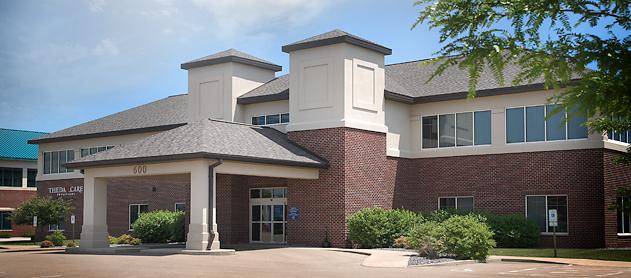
[116,234,134,245]
[0,232,11,238]
[45,230,66,246]
[129,237,141,245]
[65,241,76,248]
[347,208,421,248]
[131,210,185,243]
[408,221,446,259]
[108,235,119,245]
[441,215,496,261]
[483,214,539,248]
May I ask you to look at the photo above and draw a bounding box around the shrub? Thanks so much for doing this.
[131,210,185,243]
[347,208,421,248]
[0,233,11,238]
[441,215,496,261]
[108,235,119,245]
[129,238,141,245]
[408,221,446,259]
[45,230,66,246]
[65,241,76,248]
[10,197,72,228]
[483,214,539,248]
[117,234,134,245]
[393,236,411,249]
[40,240,54,248]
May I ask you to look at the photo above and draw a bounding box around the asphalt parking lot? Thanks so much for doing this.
[1,247,630,278]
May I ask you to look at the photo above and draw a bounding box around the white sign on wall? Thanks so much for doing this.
[70,215,75,224]
[548,209,558,227]
[47,185,83,197]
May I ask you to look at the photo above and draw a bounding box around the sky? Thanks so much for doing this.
[0,0,443,133]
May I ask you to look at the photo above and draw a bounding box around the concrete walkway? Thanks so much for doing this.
[491,255,631,268]
[331,248,416,268]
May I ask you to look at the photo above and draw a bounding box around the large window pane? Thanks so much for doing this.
[527,196,547,233]
[547,196,568,233]
[439,114,455,147]
[266,114,280,125]
[546,105,566,141]
[0,212,12,230]
[567,109,588,139]
[474,110,491,145]
[456,112,473,146]
[59,150,67,173]
[51,151,59,174]
[422,116,438,149]
[618,197,630,234]
[251,205,261,222]
[280,113,290,123]
[439,197,456,210]
[43,152,50,174]
[457,197,474,212]
[526,106,545,142]
[27,169,37,187]
[506,108,525,143]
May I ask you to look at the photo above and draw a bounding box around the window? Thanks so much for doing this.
[439,197,474,212]
[618,197,631,235]
[507,105,588,143]
[80,146,114,157]
[43,150,75,174]
[49,221,65,231]
[251,113,290,126]
[422,110,492,149]
[250,188,287,199]
[607,116,631,143]
[0,211,12,231]
[129,204,149,230]
[27,169,37,187]
[0,167,22,187]
[526,195,568,234]
[175,203,186,212]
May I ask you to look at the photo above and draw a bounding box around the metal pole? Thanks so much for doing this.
[553,225,557,258]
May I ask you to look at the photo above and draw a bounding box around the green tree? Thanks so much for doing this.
[11,197,73,228]
[412,0,630,164]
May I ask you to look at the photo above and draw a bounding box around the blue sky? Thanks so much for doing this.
[0,0,442,133]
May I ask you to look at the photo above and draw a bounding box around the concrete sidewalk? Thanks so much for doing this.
[491,255,631,268]
[332,249,416,268]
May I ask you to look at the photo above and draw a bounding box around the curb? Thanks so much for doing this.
[408,259,476,267]
[500,258,569,265]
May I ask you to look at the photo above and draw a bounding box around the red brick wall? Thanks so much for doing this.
[0,189,37,237]
[38,179,84,239]
[394,149,606,248]
[603,149,631,248]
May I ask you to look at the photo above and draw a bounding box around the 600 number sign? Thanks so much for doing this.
[133,165,147,174]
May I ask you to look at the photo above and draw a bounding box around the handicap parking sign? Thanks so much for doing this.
[288,207,300,220]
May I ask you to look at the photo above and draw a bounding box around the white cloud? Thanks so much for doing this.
[93,38,119,56]
[87,0,107,12]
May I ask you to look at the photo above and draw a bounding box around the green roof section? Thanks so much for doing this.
[0,128,48,160]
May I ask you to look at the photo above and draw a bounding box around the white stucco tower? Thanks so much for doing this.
[182,49,282,122]
[282,30,392,133]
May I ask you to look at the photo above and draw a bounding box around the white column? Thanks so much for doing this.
[208,166,220,250]
[186,161,211,250]
[79,174,109,248]
[21,168,28,188]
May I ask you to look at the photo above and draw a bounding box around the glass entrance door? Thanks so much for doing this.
[250,188,287,243]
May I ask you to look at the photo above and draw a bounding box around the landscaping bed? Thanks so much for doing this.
[408,256,456,266]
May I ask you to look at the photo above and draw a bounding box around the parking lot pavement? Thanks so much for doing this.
[1,247,630,278]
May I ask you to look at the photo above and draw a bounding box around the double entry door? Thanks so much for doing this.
[250,187,287,243]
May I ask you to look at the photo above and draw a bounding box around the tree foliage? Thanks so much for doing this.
[413,0,630,162]
[11,197,73,226]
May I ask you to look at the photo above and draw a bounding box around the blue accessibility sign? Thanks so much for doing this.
[288,207,300,220]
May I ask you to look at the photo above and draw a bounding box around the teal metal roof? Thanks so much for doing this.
[0,128,48,160]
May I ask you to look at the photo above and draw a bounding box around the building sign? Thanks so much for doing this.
[288,207,300,220]
[48,185,84,197]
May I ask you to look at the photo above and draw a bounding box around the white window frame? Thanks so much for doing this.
[618,196,631,236]
[505,105,589,145]
[42,150,75,175]
[128,203,148,231]
[80,145,114,157]
[525,194,569,235]
[251,113,290,126]
[420,110,492,149]
[48,223,65,232]
[174,202,186,212]
[437,196,475,211]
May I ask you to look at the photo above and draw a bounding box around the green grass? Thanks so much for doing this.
[492,248,631,262]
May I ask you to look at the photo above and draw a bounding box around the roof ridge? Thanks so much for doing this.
[0,127,47,134]
[206,118,254,127]
[385,54,462,67]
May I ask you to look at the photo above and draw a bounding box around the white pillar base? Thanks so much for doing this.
[79,225,109,248]
[186,223,209,250]
[208,229,220,250]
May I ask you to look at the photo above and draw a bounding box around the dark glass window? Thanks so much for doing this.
[89,147,98,155]
[506,107,525,143]
[43,152,50,174]
[527,195,568,233]
[81,149,89,157]
[0,167,22,187]
[250,189,260,198]
[129,204,149,230]
[439,114,455,147]
[456,112,473,146]
[27,169,37,187]
[280,113,290,123]
[0,211,12,230]
[422,116,438,149]
[567,108,588,139]
[252,116,266,125]
[266,114,280,125]
[175,203,186,212]
[58,150,67,173]
[439,197,456,210]
[474,110,492,145]
[526,106,545,142]
[618,197,631,234]
[51,151,59,174]
[439,197,474,212]
[546,105,566,141]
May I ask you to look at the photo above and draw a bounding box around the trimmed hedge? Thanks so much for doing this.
[484,214,539,248]
[347,208,421,248]
[441,215,496,261]
[131,210,185,243]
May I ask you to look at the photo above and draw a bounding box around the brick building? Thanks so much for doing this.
[0,128,47,237]
[28,30,630,251]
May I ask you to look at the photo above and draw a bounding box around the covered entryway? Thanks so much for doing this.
[250,187,287,243]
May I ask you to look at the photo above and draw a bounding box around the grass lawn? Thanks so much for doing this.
[492,248,631,262]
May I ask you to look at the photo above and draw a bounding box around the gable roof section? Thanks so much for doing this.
[29,94,189,144]
[0,128,47,160]
[237,74,289,104]
[66,119,328,169]
[282,29,392,55]
[181,49,282,71]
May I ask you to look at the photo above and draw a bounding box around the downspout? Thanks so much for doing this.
[208,159,223,236]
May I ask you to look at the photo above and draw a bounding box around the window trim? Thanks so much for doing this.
[128,203,149,231]
[437,196,475,211]
[251,113,290,126]
[420,109,493,150]
[524,194,569,235]
[505,105,589,145]
[48,223,65,232]
[617,196,631,236]
[174,202,186,212]
[80,146,114,158]
[0,167,24,187]
[42,150,75,175]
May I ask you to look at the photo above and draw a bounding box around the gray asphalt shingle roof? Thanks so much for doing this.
[29,94,189,144]
[237,74,289,104]
[282,29,392,55]
[65,119,328,168]
[181,48,282,71]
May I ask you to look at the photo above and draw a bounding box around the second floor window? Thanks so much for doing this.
[422,110,491,149]
[506,105,588,144]
[252,113,290,126]
[43,150,75,174]
[0,167,22,187]
[80,146,114,157]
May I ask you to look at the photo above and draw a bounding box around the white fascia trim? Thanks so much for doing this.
[604,140,630,153]
[287,119,387,133]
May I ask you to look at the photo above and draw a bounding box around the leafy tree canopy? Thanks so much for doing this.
[413,0,630,163]
[11,197,73,226]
